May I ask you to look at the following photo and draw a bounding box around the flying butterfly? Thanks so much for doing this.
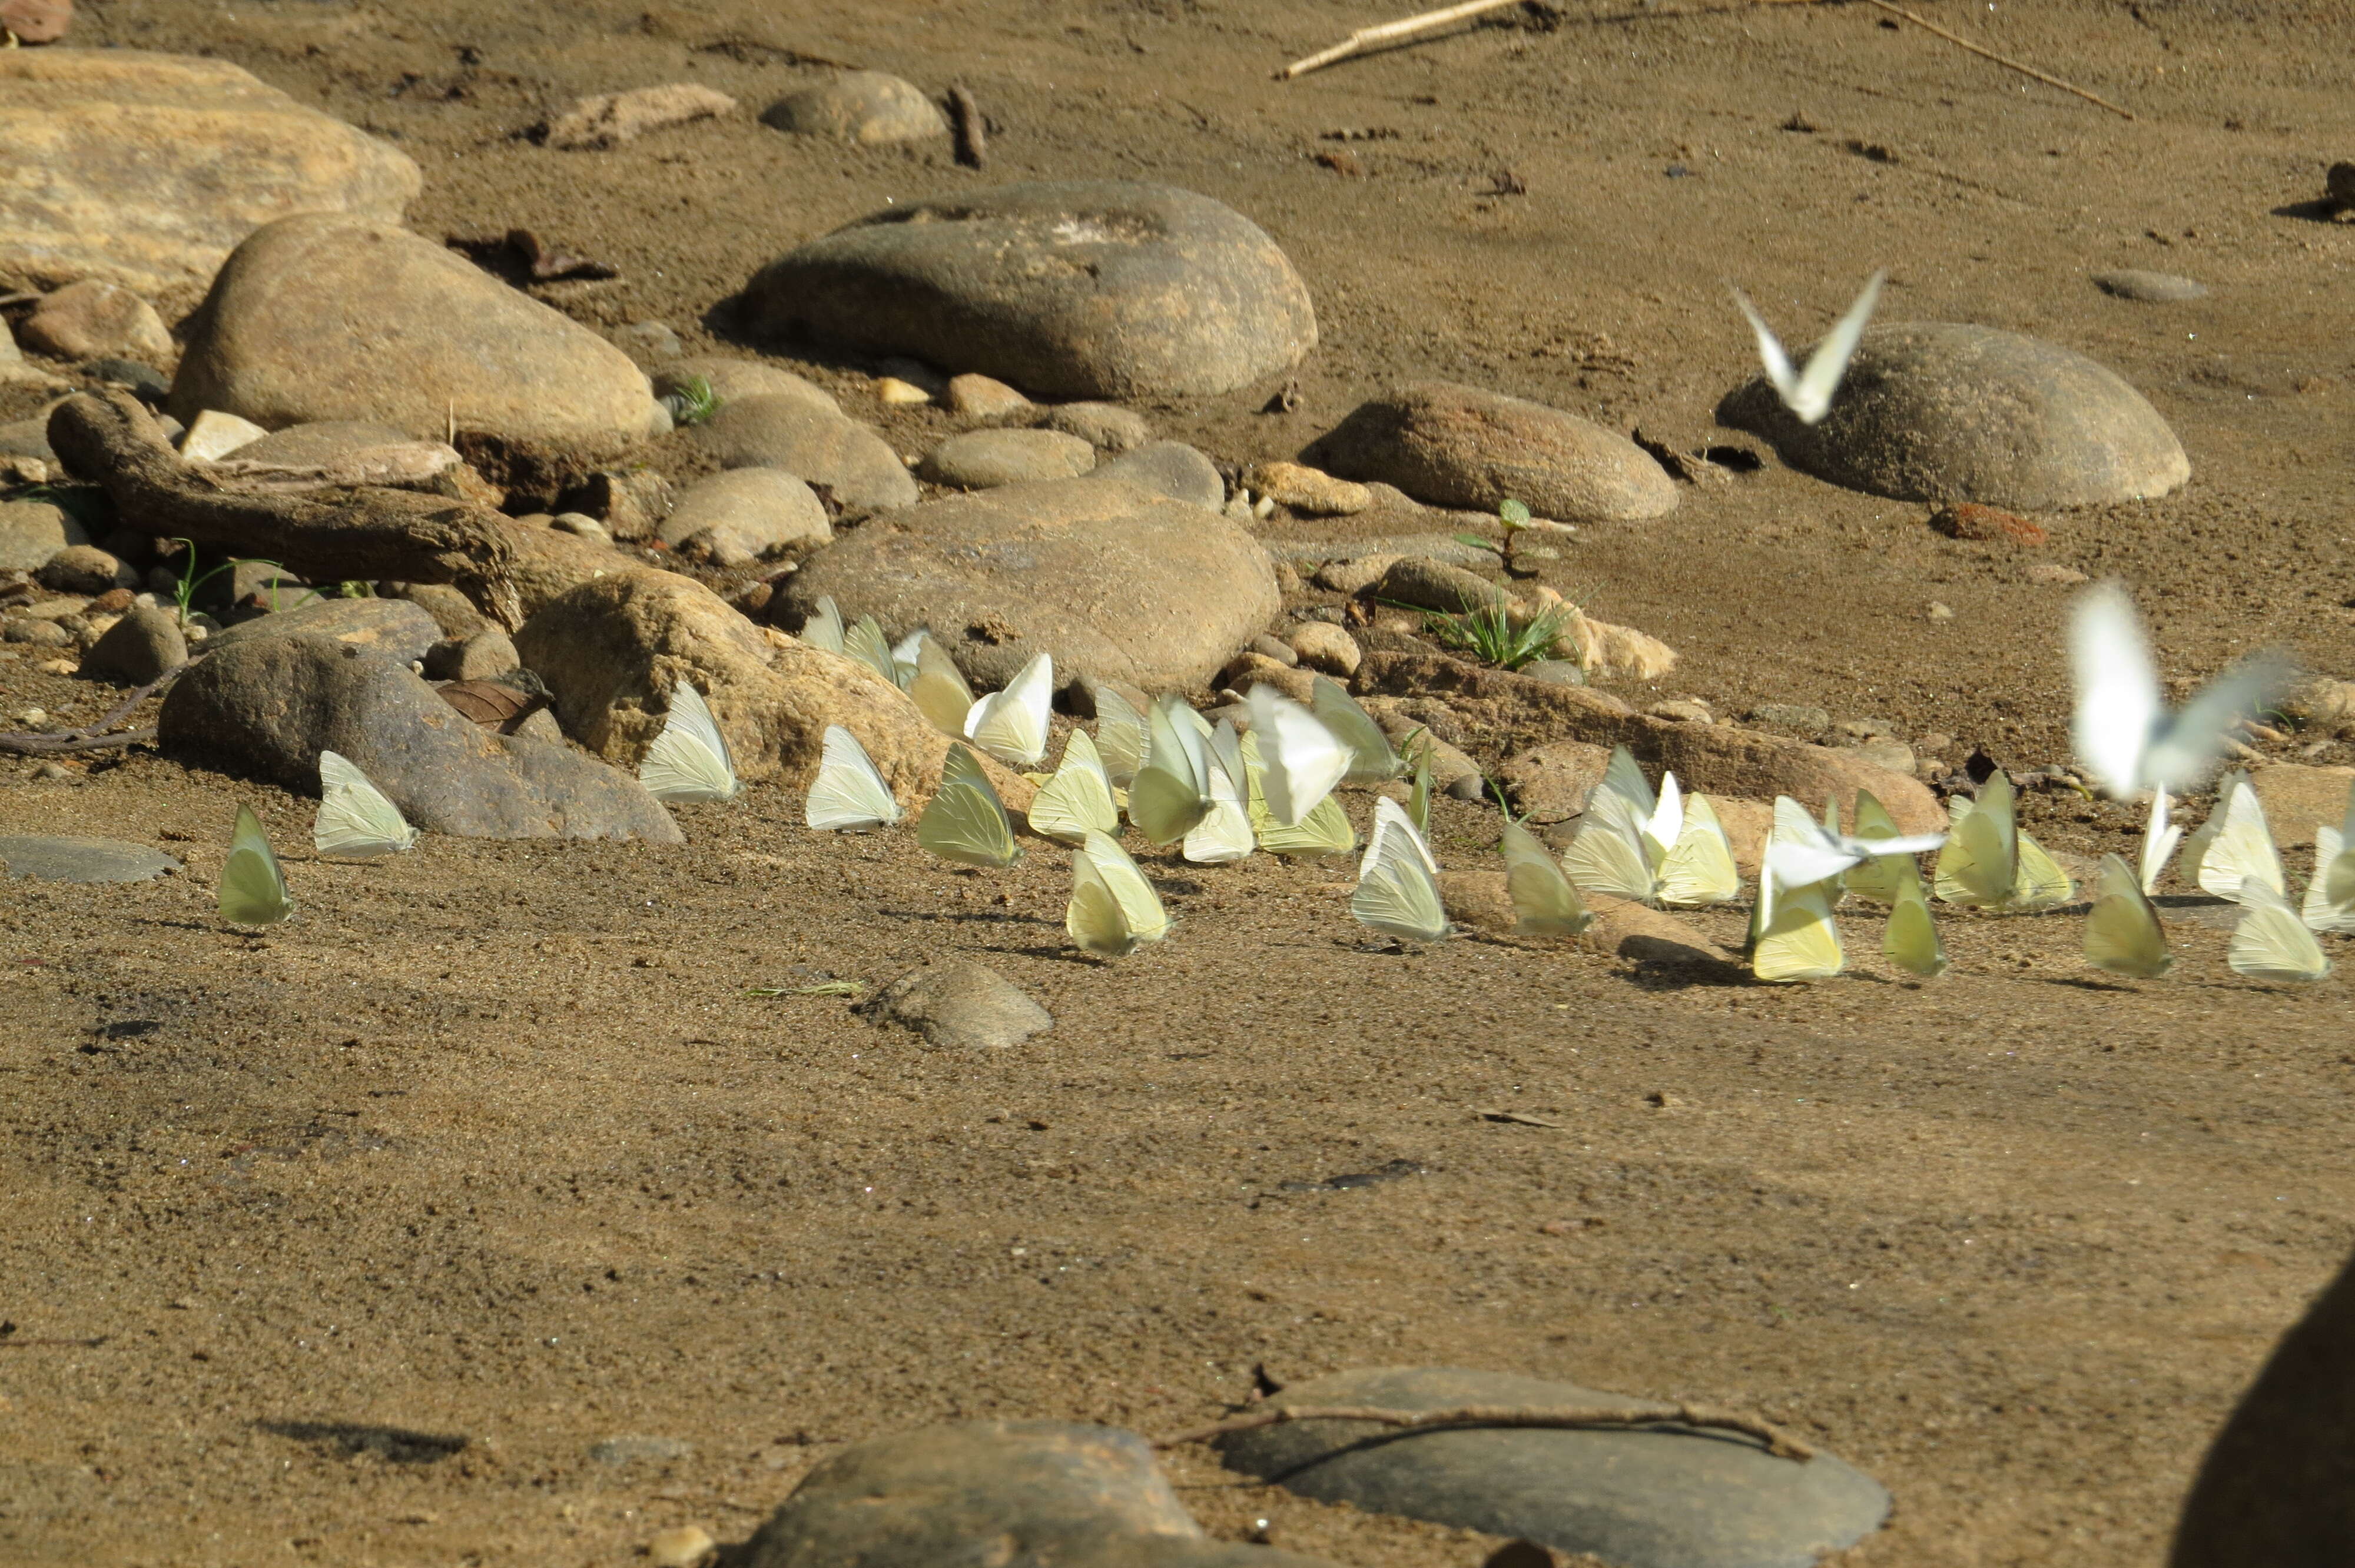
[219,803,294,928]
[916,743,1021,868]
[1025,727,1119,845]
[1066,829,1171,958]
[2083,851,2172,980]
[1842,789,1929,904]
[1351,808,1451,944]
[2068,579,2288,798]
[1501,813,1593,938]
[1729,269,1886,425]
[2140,786,2183,897]
[963,651,1054,769]
[1934,772,2071,912]
[805,725,903,832]
[638,680,740,803]
[1311,676,1402,782]
[314,750,417,859]
[1241,731,1357,859]
[2228,880,2333,984]
[2191,771,2286,905]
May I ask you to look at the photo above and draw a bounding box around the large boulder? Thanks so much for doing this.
[512,568,1032,810]
[168,214,660,446]
[1304,382,1679,524]
[780,476,1280,692]
[158,634,681,841]
[1717,323,2190,508]
[741,180,1318,399]
[0,49,421,293]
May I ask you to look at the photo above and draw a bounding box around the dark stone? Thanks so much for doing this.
[158,634,681,841]
[0,835,180,883]
[80,602,186,685]
[207,596,442,666]
[1216,1367,1890,1568]
[741,180,1318,399]
[870,961,1052,1050]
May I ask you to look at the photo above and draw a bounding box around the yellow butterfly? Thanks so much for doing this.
[1935,772,2071,911]
[916,743,1021,868]
[1067,830,1170,956]
[219,803,294,928]
[1024,728,1119,845]
[2084,851,2171,979]
[1881,860,1948,978]
[1501,814,1593,938]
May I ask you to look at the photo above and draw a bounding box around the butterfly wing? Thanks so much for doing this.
[964,652,1053,768]
[1245,687,1350,827]
[1657,793,1740,906]
[314,749,417,858]
[1753,877,1843,982]
[2084,852,2172,978]
[1560,808,1656,902]
[220,803,293,926]
[1094,686,1148,788]
[2010,831,2076,912]
[916,744,1021,867]
[1767,796,1862,893]
[843,615,900,686]
[2230,880,2333,982]
[1938,779,2017,906]
[1182,750,1255,865]
[1788,270,1885,423]
[1351,829,1452,943]
[889,629,926,690]
[1248,749,1356,859]
[1365,795,1439,876]
[1080,829,1169,944]
[2197,776,2286,903]
[799,596,845,654]
[1594,745,1657,826]
[1730,287,1802,410]
[1066,852,1137,958]
[1026,729,1119,844]
[1502,816,1593,936]
[1310,676,1400,782]
[2143,655,2291,796]
[2301,826,2355,934]
[638,683,740,802]
[908,636,977,735]
[806,725,902,831]
[1882,863,1949,978]
[2138,788,2182,895]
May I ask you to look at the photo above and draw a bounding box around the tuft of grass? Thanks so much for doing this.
[164,537,287,629]
[1423,599,1571,672]
[661,375,722,428]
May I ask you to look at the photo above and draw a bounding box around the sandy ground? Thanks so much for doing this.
[5,1,2355,1564]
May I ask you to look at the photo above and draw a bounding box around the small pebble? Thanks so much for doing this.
[35,657,75,675]
[875,376,933,406]
[645,1525,715,1567]
[550,513,613,545]
[34,762,71,780]
[1249,634,1299,667]
[945,373,1032,420]
[1928,601,1955,622]
[15,707,48,726]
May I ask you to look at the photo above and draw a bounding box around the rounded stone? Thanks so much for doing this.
[655,356,840,418]
[918,428,1097,489]
[1042,401,1151,452]
[35,543,128,593]
[946,373,1032,420]
[80,602,186,684]
[2092,268,2208,303]
[0,498,83,569]
[1716,322,2190,509]
[760,71,948,145]
[227,419,413,466]
[691,394,917,513]
[1283,620,1362,678]
[780,475,1279,692]
[659,467,832,566]
[168,212,659,446]
[19,280,174,361]
[741,180,1318,399]
[874,962,1052,1051]
[1303,382,1680,524]
[1093,441,1224,511]
[0,835,181,883]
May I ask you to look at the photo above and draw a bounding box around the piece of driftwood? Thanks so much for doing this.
[47,391,523,627]
[1278,0,1524,79]
[948,84,987,168]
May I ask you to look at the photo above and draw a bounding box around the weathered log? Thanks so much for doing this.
[47,391,523,627]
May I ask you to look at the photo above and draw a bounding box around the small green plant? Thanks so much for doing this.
[661,375,722,428]
[164,537,287,629]
[1453,497,1533,559]
[1424,598,1571,672]
[336,580,376,599]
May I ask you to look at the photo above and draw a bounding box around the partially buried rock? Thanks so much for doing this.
[2092,268,2207,303]
[589,1434,694,1465]
[1093,441,1224,511]
[207,595,442,666]
[178,408,270,463]
[692,394,917,513]
[761,71,948,144]
[159,635,681,841]
[780,475,1279,691]
[1717,323,2190,509]
[741,180,1318,399]
[0,499,80,570]
[422,627,519,683]
[743,1420,1341,1568]
[35,543,128,593]
[0,49,420,293]
[1245,460,1370,517]
[0,835,179,883]
[656,357,839,417]
[1217,1367,1889,1568]
[79,602,184,684]
[543,83,735,151]
[169,212,659,446]
[1305,382,1679,524]
[1283,622,1361,678]
[871,962,1052,1051]
[1500,740,1614,823]
[19,280,174,362]
[660,468,831,566]
[919,427,1096,489]
[946,373,1031,420]
[1043,401,1152,452]
[220,418,409,466]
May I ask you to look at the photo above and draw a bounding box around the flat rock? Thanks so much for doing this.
[0,835,180,883]
[0,48,421,293]
[1717,323,2190,509]
[545,83,734,150]
[19,280,173,362]
[208,596,443,666]
[1304,382,1679,524]
[0,499,86,570]
[761,71,947,144]
[655,357,840,417]
[919,427,1097,489]
[946,373,1032,420]
[158,634,681,841]
[741,180,1318,399]
[744,1420,1339,1568]
[691,394,918,513]
[2093,268,2208,303]
[1501,739,1615,822]
[1247,460,1370,516]
[589,1434,695,1465]
[780,475,1279,692]
[659,468,831,566]
[1218,1367,1888,1568]
[1094,440,1223,511]
[223,419,412,467]
[872,962,1052,1051]
[178,408,271,463]
[2251,763,2355,852]
[79,602,185,685]
[169,213,659,446]
[1043,401,1152,452]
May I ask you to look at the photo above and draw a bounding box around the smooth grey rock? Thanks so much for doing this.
[35,543,127,593]
[659,467,832,566]
[655,357,840,417]
[1304,382,1679,524]
[158,635,680,842]
[742,180,1318,399]
[385,583,490,642]
[226,419,411,467]
[1717,323,2191,509]
[169,213,658,445]
[611,320,682,360]
[1218,1367,1890,1568]
[1517,659,1588,687]
[1374,557,1511,614]
[918,427,1097,489]
[0,835,180,883]
[692,394,918,513]
[589,1435,694,1466]
[781,476,1279,692]
[79,602,185,685]
[872,962,1051,1050]
[208,596,442,666]
[1043,401,1151,452]
[761,71,948,144]
[2094,269,2208,303]
[743,1420,1343,1568]
[1091,441,1224,511]
[2,616,73,646]
[0,421,62,469]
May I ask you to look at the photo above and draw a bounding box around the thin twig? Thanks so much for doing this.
[1279,0,1526,79]
[1855,0,2134,119]
[0,659,191,755]
[947,84,987,168]
[1154,1402,1817,1461]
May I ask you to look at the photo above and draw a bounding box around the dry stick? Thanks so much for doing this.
[1848,0,2134,120]
[1155,1403,1817,1461]
[948,84,987,168]
[1279,0,1527,79]
[0,660,194,756]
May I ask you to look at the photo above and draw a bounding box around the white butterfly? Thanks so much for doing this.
[799,596,846,655]
[1026,727,1119,845]
[907,633,977,735]
[890,629,927,689]
[2230,879,2333,983]
[314,749,417,858]
[1749,838,1845,983]
[1130,695,1215,846]
[1093,684,1149,789]
[1364,795,1438,878]
[843,614,900,687]
[1067,829,1170,957]
[1768,793,1946,894]
[1501,813,1592,937]
[1241,730,1358,859]
[805,725,902,832]
[1730,270,1885,425]
[2140,786,2183,897]
[963,652,1053,769]
[1311,676,1401,782]
[1245,686,1350,828]
[1183,721,1255,865]
[2069,580,2287,798]
[1352,807,1450,944]
[1563,748,1744,906]
[2193,772,2285,905]
[638,681,739,802]
[2304,829,2355,934]
[2084,851,2172,979]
